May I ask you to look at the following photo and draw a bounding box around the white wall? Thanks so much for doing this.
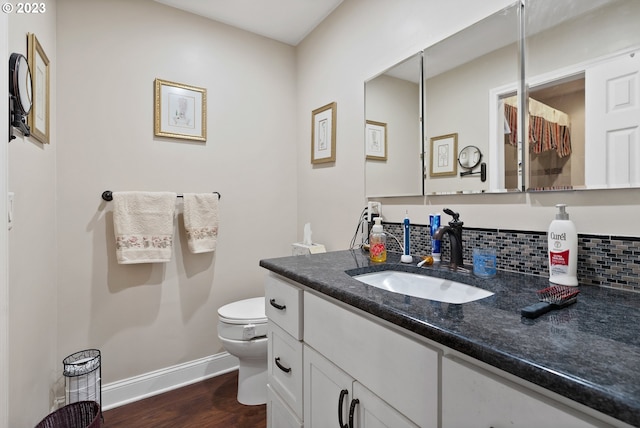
[8,4,58,427]
[55,0,296,397]
[297,0,640,240]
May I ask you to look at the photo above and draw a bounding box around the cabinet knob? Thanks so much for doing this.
[338,389,349,428]
[269,298,286,310]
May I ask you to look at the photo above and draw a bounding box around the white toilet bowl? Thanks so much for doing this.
[217,296,268,405]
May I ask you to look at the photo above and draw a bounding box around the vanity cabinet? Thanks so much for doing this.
[265,271,620,428]
[265,273,438,428]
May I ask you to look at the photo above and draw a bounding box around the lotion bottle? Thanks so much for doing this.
[548,204,578,286]
[369,217,387,263]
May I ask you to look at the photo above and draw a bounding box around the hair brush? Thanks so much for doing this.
[521,285,580,319]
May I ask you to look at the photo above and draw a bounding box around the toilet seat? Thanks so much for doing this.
[218,297,267,340]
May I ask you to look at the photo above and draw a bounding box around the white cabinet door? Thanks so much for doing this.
[267,384,303,428]
[304,344,354,428]
[442,357,601,428]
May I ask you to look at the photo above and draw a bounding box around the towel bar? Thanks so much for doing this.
[101,190,221,201]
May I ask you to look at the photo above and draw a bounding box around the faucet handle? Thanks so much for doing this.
[443,208,460,222]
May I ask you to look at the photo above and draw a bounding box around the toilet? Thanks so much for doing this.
[217,296,268,405]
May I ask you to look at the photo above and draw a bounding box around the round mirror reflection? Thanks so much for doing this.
[458,145,482,169]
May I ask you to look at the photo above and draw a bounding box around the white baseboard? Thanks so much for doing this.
[102,352,238,410]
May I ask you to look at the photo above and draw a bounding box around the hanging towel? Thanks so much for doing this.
[183,193,219,254]
[112,191,177,264]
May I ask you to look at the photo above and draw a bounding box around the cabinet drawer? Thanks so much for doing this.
[268,321,303,420]
[442,357,601,428]
[265,273,303,340]
[267,384,303,428]
[304,292,439,428]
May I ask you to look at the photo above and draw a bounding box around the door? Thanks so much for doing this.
[585,50,640,187]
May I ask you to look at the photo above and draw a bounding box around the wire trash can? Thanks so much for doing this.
[34,401,101,428]
[63,349,101,409]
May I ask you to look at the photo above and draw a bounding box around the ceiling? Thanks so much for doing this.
[154,0,344,46]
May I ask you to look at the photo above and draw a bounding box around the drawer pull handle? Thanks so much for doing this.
[348,398,359,428]
[338,389,349,428]
[269,299,286,310]
[274,357,291,373]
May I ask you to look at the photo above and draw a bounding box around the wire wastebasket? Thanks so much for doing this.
[63,349,101,409]
[35,401,101,428]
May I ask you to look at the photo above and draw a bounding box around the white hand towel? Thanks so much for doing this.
[183,193,219,253]
[112,191,177,264]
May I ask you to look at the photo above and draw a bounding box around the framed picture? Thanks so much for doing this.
[311,102,337,164]
[365,120,387,161]
[154,78,206,142]
[27,33,50,144]
[430,133,458,177]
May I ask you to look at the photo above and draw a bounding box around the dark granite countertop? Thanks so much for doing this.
[259,249,640,427]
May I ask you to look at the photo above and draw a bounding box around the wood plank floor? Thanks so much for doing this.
[102,371,266,428]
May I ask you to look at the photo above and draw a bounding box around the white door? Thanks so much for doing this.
[304,345,353,428]
[585,50,640,187]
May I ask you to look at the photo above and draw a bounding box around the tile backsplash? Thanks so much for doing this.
[383,222,640,292]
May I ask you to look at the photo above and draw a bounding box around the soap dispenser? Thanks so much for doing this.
[369,217,387,263]
[548,204,578,286]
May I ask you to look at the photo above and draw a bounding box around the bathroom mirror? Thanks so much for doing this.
[365,52,423,197]
[423,1,522,195]
[525,0,640,191]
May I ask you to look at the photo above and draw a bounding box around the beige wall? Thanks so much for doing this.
[54,0,297,392]
[8,3,58,427]
[297,0,640,238]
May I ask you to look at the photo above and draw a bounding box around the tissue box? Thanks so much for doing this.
[292,243,326,256]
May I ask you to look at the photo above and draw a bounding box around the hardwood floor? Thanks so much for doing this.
[102,371,266,428]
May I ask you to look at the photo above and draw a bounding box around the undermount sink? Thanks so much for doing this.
[352,270,494,304]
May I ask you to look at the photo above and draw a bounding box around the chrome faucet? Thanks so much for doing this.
[433,208,464,267]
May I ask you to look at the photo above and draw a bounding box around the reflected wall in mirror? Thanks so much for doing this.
[422,1,522,195]
[525,0,640,191]
[364,52,423,197]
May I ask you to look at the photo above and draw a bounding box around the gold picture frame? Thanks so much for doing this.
[311,102,337,164]
[430,133,458,177]
[154,78,207,142]
[27,33,50,144]
[365,120,387,161]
